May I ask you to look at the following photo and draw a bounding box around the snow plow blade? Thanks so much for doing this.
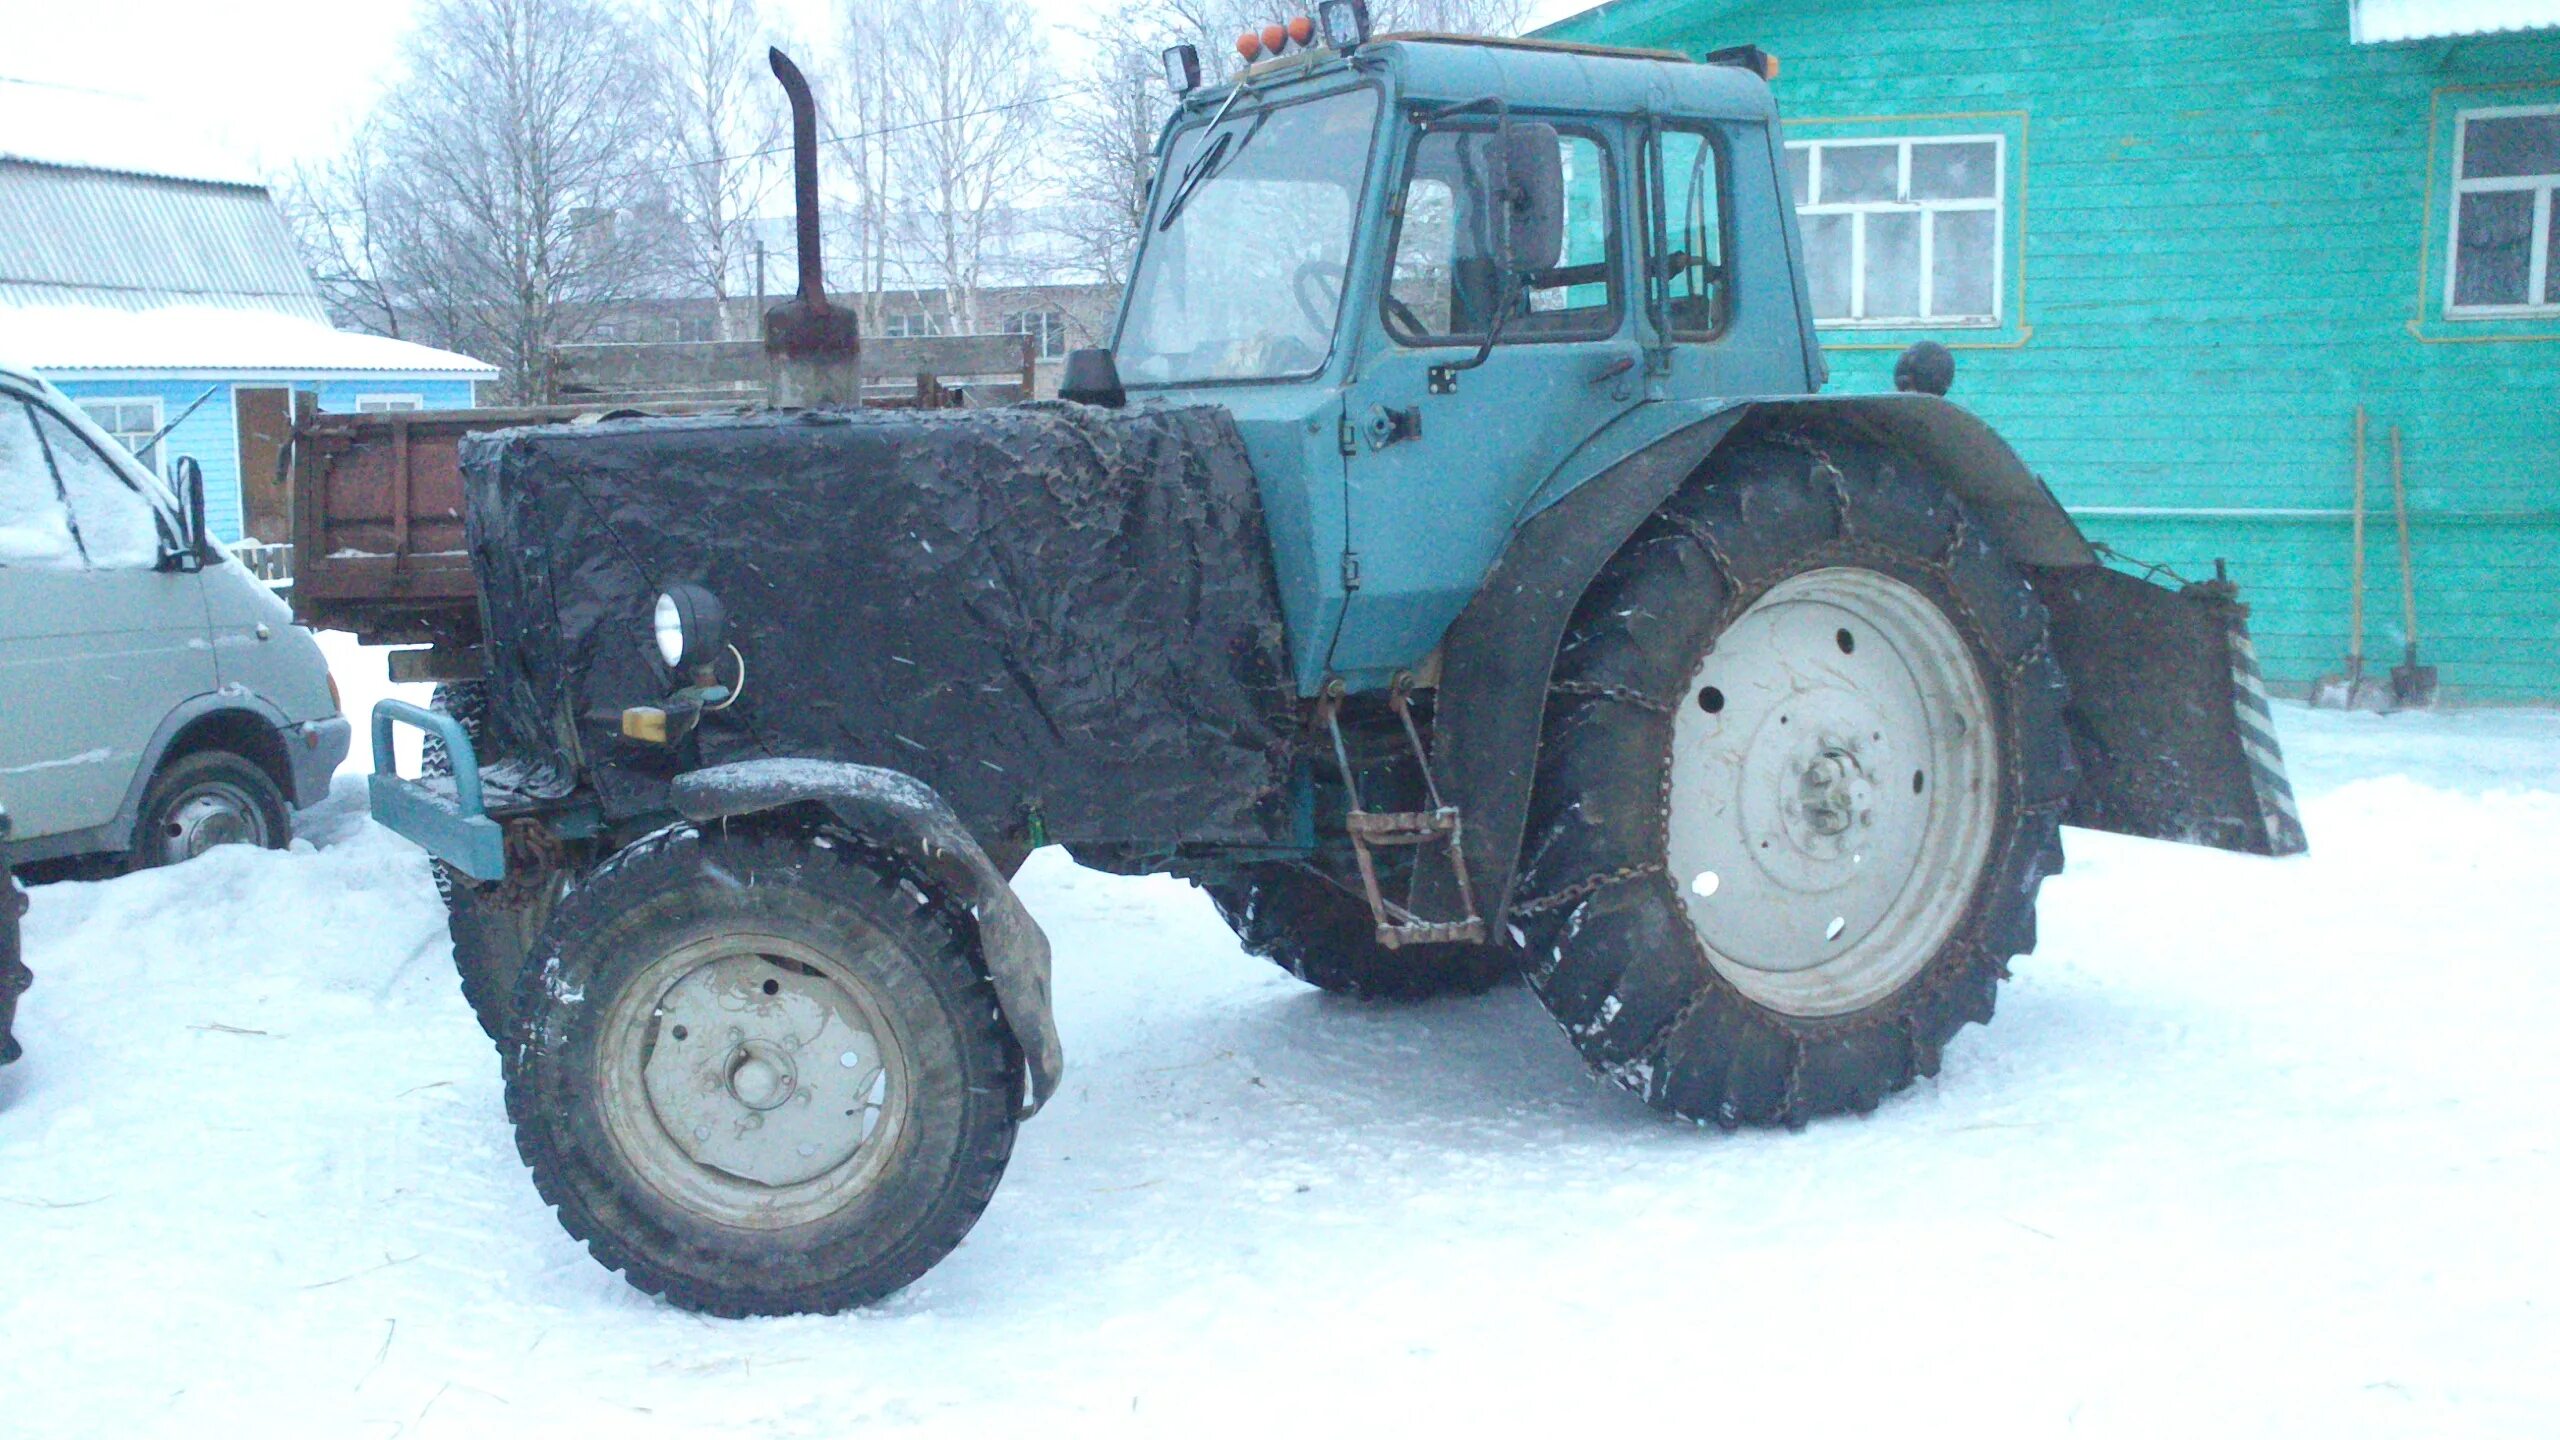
[2031,565,2308,858]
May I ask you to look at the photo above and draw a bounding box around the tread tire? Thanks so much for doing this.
[127,749,291,870]
[1514,433,2074,1128]
[423,682,523,1042]
[1204,864,1513,1000]
[504,823,1020,1316]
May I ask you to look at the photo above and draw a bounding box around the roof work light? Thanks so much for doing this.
[1163,43,1203,94]
[1318,0,1372,52]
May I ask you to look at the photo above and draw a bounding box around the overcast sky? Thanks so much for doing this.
[8,0,1593,180]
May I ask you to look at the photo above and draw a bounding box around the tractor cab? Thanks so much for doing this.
[1107,28,1820,695]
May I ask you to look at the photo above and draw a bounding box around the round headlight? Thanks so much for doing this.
[652,584,725,670]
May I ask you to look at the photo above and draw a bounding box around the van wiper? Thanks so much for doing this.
[1156,88,1267,232]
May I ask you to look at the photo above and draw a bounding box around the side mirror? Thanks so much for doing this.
[169,455,210,572]
[1499,122,1565,276]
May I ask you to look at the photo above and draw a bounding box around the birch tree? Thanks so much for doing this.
[1054,0,1532,300]
[878,0,1050,336]
[653,0,782,339]
[371,0,676,400]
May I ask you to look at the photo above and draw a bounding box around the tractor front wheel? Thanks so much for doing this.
[1515,433,2074,1127]
[505,824,1021,1315]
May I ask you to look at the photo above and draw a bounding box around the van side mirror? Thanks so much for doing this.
[166,455,209,572]
[1500,121,1565,277]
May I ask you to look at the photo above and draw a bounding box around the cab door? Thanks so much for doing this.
[0,392,211,843]
[1331,116,1641,687]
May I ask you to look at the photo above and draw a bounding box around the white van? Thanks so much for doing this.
[0,362,348,869]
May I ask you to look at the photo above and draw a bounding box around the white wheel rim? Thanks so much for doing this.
[161,781,270,859]
[597,932,912,1230]
[1666,567,2000,1018]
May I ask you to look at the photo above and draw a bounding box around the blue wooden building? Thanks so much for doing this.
[0,88,492,546]
[1540,0,2560,700]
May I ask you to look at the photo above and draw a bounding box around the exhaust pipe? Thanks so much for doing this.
[762,48,862,408]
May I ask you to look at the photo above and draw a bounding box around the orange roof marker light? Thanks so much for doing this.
[1236,29,1264,61]
[1260,22,1288,54]
[1287,15,1315,45]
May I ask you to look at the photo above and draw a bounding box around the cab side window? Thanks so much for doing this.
[1385,127,1617,344]
[1651,127,1729,339]
[33,406,163,569]
[0,400,78,568]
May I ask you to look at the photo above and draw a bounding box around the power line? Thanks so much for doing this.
[289,79,1114,223]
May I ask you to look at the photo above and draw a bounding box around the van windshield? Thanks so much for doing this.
[1116,86,1380,386]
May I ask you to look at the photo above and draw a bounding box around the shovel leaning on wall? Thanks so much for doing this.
[2385,425,2439,708]
[2311,406,2390,710]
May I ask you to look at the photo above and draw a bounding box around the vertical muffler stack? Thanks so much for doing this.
[763,49,862,408]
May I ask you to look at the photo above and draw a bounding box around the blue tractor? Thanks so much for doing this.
[373,21,2303,1316]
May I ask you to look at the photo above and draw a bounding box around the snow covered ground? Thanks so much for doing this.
[3,667,2556,1437]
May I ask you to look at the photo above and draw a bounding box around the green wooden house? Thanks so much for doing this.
[1540,0,2560,700]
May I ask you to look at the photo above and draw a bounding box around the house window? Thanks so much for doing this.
[355,395,424,413]
[77,397,163,472]
[2448,106,2560,315]
[883,312,941,339]
[1786,136,2004,326]
[1003,308,1070,360]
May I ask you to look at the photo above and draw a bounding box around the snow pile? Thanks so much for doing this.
[2,305,497,378]
[0,78,260,187]
[2352,0,2560,43]
[2,695,2557,1436]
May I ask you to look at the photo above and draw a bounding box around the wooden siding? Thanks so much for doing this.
[1548,0,2560,700]
[45,376,479,544]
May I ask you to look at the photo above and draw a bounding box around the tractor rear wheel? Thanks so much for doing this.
[1514,433,2074,1127]
[1204,864,1512,1000]
[505,823,1020,1315]
[421,681,527,1042]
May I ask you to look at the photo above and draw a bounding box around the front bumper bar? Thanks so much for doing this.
[367,699,506,882]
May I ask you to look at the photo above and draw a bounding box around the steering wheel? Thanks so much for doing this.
[1294,258,1436,340]
[1291,260,1346,334]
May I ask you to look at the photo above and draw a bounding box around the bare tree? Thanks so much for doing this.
[370,0,677,401]
[275,123,407,340]
[824,0,908,335]
[1050,0,1532,303]
[877,0,1051,337]
[1052,16,1165,290]
[653,0,783,339]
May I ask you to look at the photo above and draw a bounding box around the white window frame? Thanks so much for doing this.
[1788,134,2006,328]
[2445,103,2560,318]
[1003,308,1070,360]
[76,396,164,471]
[354,394,425,413]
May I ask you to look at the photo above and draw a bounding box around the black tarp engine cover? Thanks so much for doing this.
[459,403,1300,851]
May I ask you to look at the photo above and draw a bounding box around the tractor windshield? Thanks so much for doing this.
[1116,85,1380,386]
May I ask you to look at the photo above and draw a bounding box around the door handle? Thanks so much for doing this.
[1364,404,1422,451]
[1589,353,1637,387]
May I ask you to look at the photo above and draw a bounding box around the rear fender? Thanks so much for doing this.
[1424,395,2289,936]
[667,760,1062,1118]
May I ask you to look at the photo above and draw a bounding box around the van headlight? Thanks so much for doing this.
[652,584,727,669]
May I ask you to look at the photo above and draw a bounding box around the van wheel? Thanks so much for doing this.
[506,824,1021,1316]
[1513,434,2074,1128]
[128,750,291,870]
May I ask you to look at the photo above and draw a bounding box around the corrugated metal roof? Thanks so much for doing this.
[0,160,324,321]
[2353,0,2560,42]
